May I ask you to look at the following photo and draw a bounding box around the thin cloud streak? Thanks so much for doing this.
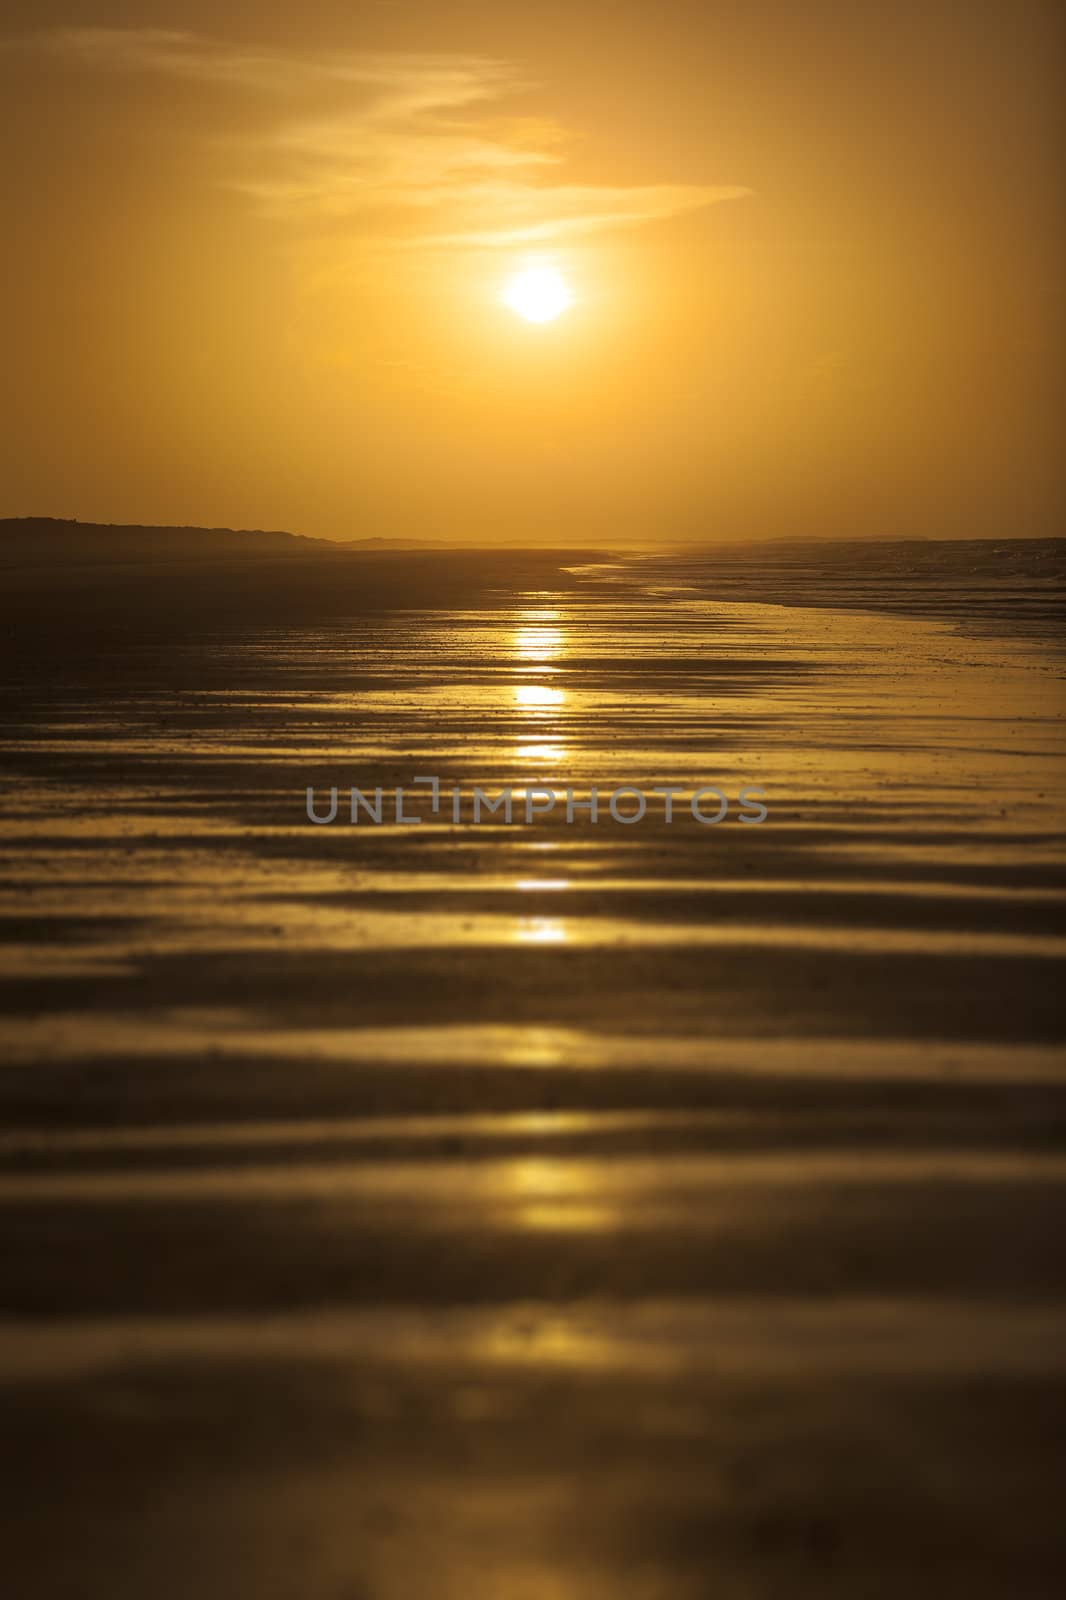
[14,27,751,248]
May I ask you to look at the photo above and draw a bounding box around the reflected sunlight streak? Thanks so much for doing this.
[514,626,565,663]
[497,1155,614,1234]
[515,915,569,944]
[513,683,565,708]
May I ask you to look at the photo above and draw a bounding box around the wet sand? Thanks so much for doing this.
[1,539,1065,1596]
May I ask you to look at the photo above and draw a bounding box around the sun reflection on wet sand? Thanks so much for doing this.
[514,915,569,945]
[513,683,565,708]
[514,739,568,763]
[513,625,565,663]
[511,609,569,763]
[496,1154,616,1234]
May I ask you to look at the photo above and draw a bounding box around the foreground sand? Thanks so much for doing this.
[1,542,1064,1596]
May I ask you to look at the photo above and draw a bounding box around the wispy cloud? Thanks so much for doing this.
[14,28,750,248]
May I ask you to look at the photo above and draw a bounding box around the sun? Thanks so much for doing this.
[503,266,573,324]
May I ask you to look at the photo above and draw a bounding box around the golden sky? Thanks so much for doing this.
[1,1,1063,542]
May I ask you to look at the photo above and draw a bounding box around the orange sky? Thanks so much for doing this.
[1,1,1063,542]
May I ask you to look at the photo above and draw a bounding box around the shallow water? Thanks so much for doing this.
[1,550,1064,1596]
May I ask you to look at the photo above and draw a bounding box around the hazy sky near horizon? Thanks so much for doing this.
[1,1,1063,543]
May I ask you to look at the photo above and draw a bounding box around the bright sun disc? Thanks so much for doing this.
[503,267,573,323]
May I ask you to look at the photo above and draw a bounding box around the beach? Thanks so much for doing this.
[1,539,1064,1597]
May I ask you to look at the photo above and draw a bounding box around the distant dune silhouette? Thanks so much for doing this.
[1,517,649,559]
[0,517,328,565]
[0,518,440,565]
